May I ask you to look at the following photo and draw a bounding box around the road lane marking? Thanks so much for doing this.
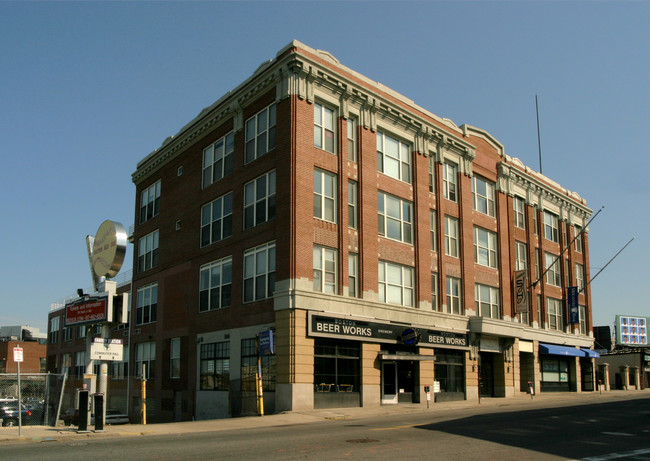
[370,424,420,431]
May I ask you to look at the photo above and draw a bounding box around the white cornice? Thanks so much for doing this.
[498,156,592,221]
[133,41,480,184]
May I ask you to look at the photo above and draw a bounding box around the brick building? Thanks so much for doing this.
[0,341,46,374]
[49,40,598,422]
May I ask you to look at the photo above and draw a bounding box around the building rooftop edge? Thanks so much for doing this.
[132,40,589,210]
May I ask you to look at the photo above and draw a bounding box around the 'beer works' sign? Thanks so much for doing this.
[308,313,468,349]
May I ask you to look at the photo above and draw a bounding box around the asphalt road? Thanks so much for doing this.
[1,397,649,460]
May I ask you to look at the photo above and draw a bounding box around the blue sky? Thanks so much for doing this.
[1,1,647,332]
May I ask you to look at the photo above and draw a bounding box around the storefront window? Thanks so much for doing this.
[540,357,572,392]
[541,359,568,383]
[434,350,465,400]
[314,339,360,393]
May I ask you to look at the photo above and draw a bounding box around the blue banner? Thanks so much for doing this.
[568,287,579,324]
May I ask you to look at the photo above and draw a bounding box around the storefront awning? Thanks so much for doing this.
[539,343,584,357]
[582,349,600,358]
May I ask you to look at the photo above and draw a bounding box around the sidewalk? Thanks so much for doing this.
[1,389,647,444]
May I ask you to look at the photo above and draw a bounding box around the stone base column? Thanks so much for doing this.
[361,343,380,407]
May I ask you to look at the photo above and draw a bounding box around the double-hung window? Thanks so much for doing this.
[199,256,232,312]
[313,246,337,294]
[513,196,526,229]
[348,180,358,229]
[472,176,496,217]
[348,253,359,298]
[136,282,158,325]
[140,180,161,223]
[378,192,413,244]
[442,162,457,202]
[574,225,583,253]
[138,230,159,273]
[431,273,439,311]
[49,316,60,344]
[136,341,156,379]
[474,227,498,268]
[347,117,357,162]
[203,132,234,187]
[244,170,276,229]
[515,241,528,271]
[245,103,276,163]
[544,253,562,287]
[430,210,437,251]
[446,276,462,315]
[200,341,229,390]
[575,263,585,291]
[444,216,460,257]
[377,131,411,183]
[74,351,85,377]
[170,338,180,379]
[475,284,500,319]
[314,102,336,153]
[579,305,587,334]
[314,169,337,222]
[201,192,233,247]
[243,242,275,302]
[428,156,436,193]
[378,260,414,307]
[543,211,559,243]
[547,297,563,331]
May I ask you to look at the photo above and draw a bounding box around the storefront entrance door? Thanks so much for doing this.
[381,361,398,404]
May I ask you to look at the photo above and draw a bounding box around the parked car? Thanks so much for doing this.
[91,409,129,425]
[23,398,45,425]
[0,399,32,426]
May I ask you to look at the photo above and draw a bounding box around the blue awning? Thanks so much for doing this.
[582,349,600,358]
[539,343,584,357]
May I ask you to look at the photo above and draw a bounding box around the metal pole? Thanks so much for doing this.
[142,363,147,425]
[536,95,543,174]
[17,355,22,436]
[256,336,264,416]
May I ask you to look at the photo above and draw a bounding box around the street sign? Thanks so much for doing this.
[90,338,124,361]
[258,330,274,356]
[13,347,23,362]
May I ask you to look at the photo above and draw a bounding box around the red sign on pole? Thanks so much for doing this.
[65,296,109,325]
[13,347,23,363]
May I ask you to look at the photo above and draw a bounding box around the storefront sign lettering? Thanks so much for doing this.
[309,313,468,349]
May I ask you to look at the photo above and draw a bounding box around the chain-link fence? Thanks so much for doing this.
[0,373,66,426]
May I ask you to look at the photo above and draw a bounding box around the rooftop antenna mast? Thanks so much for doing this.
[536,95,543,174]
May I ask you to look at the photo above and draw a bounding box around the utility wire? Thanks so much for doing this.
[531,205,604,289]
[579,236,635,294]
